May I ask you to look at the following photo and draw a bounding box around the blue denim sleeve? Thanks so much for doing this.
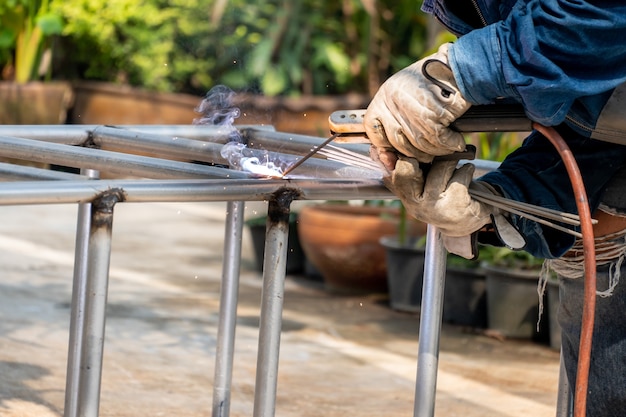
[478,128,626,259]
[448,1,626,126]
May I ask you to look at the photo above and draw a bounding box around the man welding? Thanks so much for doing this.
[364,1,626,415]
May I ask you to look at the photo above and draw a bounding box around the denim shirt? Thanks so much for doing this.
[422,0,626,258]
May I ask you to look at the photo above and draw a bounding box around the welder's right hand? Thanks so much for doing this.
[364,43,471,170]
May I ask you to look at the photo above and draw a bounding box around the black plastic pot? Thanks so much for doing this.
[380,236,426,313]
[443,267,487,328]
[246,213,305,274]
[484,265,546,340]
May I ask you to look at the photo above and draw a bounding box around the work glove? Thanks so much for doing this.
[386,157,525,259]
[364,43,471,170]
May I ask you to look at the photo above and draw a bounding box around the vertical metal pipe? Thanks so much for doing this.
[252,188,301,417]
[414,225,447,417]
[556,350,573,417]
[65,169,100,417]
[76,188,125,417]
[212,201,245,417]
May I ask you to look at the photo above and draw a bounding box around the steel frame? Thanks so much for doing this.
[0,124,568,417]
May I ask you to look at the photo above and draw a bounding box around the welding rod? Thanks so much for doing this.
[280,132,339,177]
[313,142,589,236]
[469,188,590,227]
[318,145,382,171]
[470,191,585,238]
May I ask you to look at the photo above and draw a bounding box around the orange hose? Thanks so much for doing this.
[533,123,596,417]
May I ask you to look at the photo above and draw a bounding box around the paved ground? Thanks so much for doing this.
[0,201,560,417]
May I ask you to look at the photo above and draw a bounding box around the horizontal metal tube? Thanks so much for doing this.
[0,157,498,206]
[0,178,393,205]
[90,126,350,177]
[0,162,87,181]
[243,128,370,157]
[0,124,274,144]
[0,134,250,180]
[91,126,229,164]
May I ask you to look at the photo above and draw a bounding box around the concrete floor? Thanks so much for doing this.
[0,201,560,417]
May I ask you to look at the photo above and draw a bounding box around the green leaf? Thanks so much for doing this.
[260,65,287,96]
[0,28,15,48]
[37,13,64,36]
[247,38,273,77]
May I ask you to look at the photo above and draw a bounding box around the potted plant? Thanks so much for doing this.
[379,202,428,312]
[480,246,548,340]
[245,211,306,276]
[443,251,488,328]
[0,0,73,124]
[298,200,424,294]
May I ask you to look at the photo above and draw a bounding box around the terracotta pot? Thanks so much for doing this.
[298,204,424,293]
[0,81,74,124]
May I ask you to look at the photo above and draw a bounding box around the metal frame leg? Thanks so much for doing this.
[212,201,245,417]
[414,225,447,417]
[252,190,299,417]
[72,188,123,417]
[556,349,573,417]
[65,169,100,417]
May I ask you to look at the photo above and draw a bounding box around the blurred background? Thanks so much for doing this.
[0,0,444,96]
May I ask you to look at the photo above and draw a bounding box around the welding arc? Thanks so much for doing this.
[534,123,595,417]
[281,133,339,177]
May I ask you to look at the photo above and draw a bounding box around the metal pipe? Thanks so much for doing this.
[0,162,86,181]
[64,169,100,417]
[91,125,229,164]
[556,348,573,417]
[0,135,251,180]
[414,225,447,417]
[76,188,125,417]
[0,124,273,144]
[90,126,350,177]
[0,178,393,206]
[212,201,245,417]
[253,189,301,417]
[243,127,369,156]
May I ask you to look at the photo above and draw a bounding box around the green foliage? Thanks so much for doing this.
[51,0,206,92]
[476,131,523,162]
[480,245,544,271]
[0,0,64,82]
[47,0,428,96]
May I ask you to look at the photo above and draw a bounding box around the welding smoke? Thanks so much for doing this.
[193,85,241,142]
[194,85,285,177]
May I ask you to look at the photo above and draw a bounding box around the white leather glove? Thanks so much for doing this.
[386,157,525,259]
[364,43,471,169]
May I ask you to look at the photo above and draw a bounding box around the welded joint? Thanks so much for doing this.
[84,125,120,149]
[267,186,302,224]
[81,128,99,149]
[90,188,126,228]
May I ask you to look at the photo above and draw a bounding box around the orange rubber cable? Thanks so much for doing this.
[533,123,596,417]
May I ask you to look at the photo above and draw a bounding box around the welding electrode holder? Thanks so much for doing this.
[328,104,532,139]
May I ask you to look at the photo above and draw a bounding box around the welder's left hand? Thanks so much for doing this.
[386,158,524,259]
[364,43,471,170]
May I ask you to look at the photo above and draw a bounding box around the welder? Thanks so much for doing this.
[364,1,626,415]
